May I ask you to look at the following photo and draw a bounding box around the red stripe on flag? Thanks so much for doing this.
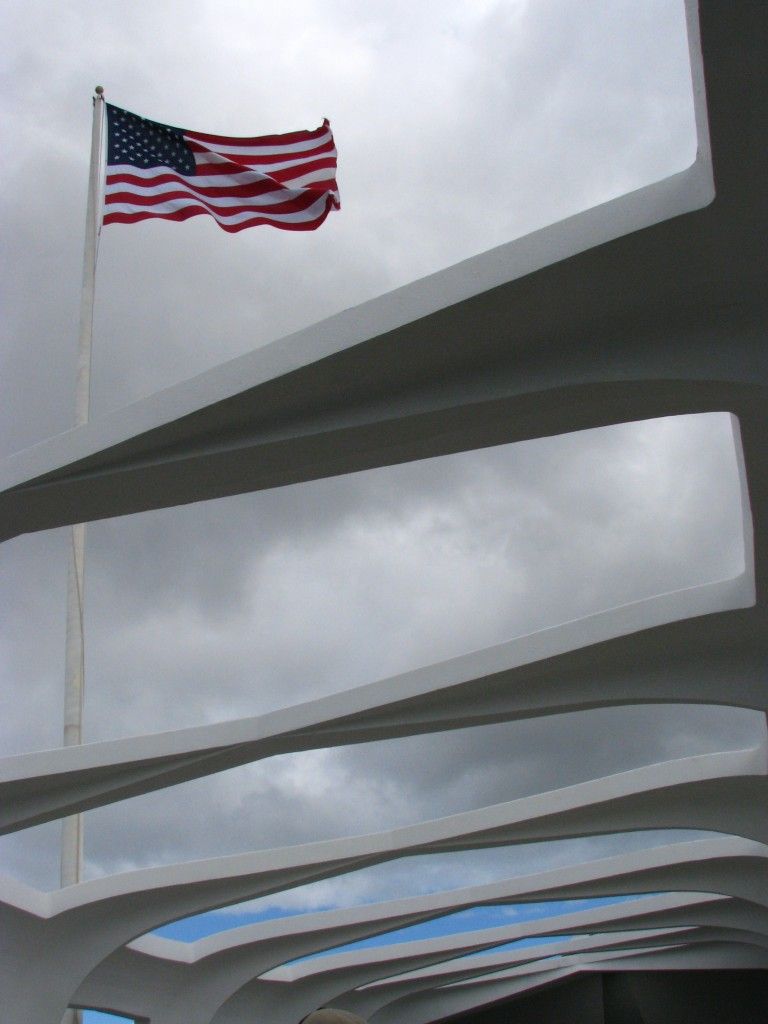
[186,137,336,166]
[103,193,338,232]
[106,171,287,199]
[105,188,326,217]
[181,118,331,148]
[265,158,339,185]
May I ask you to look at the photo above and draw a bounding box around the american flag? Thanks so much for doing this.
[103,103,340,233]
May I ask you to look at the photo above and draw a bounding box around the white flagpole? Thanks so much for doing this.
[60,81,104,1024]
[60,81,105,925]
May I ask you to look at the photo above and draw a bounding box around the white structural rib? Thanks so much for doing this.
[69,891,758,1024]
[365,941,768,1024]
[229,927,719,1024]
[315,934,768,1024]
[341,940,768,1024]
[1,831,766,1022]
[0,551,758,835]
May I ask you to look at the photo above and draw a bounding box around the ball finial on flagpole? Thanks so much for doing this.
[95,85,104,95]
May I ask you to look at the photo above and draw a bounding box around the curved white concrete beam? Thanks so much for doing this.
[371,963,578,1024]
[0,579,760,835]
[72,891,747,1024]
[443,933,768,991]
[3,730,767,859]
[581,939,768,973]
[2,834,765,1023]
[368,941,768,1024]
[336,895,768,1019]
[335,929,768,1024]
[208,926,706,1024]
[360,927,768,992]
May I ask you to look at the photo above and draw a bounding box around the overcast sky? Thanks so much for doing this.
[0,0,761,969]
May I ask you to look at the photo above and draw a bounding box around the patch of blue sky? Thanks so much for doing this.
[461,934,572,956]
[152,893,651,952]
[153,901,315,940]
[285,894,650,963]
[82,1013,134,1023]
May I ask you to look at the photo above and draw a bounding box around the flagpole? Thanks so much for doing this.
[60,83,104,1024]
[61,84,104,888]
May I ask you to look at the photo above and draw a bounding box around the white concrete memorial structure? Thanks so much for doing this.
[1,1,766,1021]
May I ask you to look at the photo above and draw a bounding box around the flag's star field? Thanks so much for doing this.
[107,104,195,175]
